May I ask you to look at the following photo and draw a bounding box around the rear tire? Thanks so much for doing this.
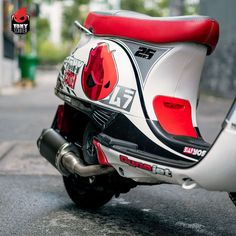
[229,192,236,207]
[63,174,114,209]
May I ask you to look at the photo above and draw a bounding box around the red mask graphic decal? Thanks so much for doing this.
[13,7,28,23]
[82,43,118,100]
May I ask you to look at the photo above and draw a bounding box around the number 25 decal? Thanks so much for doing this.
[135,47,156,60]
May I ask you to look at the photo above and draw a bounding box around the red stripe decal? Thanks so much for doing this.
[93,139,111,166]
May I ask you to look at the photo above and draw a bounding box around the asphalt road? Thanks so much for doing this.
[0,69,235,236]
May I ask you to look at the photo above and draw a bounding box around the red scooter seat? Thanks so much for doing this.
[84,11,219,55]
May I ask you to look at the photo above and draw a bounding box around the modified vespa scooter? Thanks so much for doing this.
[37,10,236,209]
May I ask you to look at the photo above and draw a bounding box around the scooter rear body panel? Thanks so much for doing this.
[41,11,236,196]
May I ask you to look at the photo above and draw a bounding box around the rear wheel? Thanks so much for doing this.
[63,174,114,209]
[229,192,236,207]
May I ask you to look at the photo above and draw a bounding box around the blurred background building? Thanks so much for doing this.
[0,0,235,98]
[200,0,236,98]
[0,0,20,87]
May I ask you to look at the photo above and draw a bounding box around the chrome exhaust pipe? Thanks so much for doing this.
[37,128,114,177]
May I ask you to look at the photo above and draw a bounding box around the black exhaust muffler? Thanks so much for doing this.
[37,128,114,177]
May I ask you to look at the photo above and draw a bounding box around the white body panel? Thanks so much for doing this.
[63,35,207,125]
[143,43,206,125]
[60,35,207,159]
[58,34,236,192]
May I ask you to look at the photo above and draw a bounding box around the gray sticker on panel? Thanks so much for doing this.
[122,40,170,86]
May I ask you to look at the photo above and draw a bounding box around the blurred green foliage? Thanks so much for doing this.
[62,0,89,42]
[37,41,69,65]
[36,18,50,42]
[121,0,169,16]
[184,2,199,15]
[36,0,198,65]
[61,0,198,42]
[36,17,69,65]
[121,0,198,16]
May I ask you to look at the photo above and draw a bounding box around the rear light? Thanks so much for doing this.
[56,105,65,130]
[153,96,198,138]
[55,105,70,135]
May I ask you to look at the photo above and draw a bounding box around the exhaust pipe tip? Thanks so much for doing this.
[37,128,114,177]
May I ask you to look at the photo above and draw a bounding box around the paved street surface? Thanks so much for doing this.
[0,69,236,236]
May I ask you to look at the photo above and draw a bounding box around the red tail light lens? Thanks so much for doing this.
[56,105,65,130]
[153,96,198,138]
[55,105,70,135]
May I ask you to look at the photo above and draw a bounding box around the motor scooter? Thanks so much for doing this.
[37,10,236,209]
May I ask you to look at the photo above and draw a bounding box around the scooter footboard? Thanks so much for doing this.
[177,98,236,192]
[97,98,236,192]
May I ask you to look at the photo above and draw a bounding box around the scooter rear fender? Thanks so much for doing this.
[176,98,236,192]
